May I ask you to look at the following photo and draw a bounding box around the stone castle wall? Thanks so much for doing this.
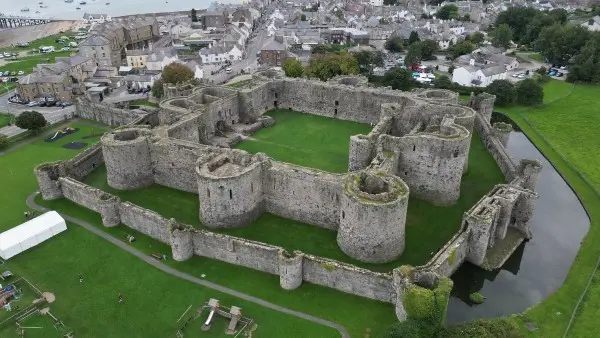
[75,98,146,126]
[264,162,343,230]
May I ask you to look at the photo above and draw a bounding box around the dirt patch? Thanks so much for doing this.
[63,142,87,149]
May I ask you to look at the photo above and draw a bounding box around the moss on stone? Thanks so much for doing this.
[448,248,457,265]
[469,292,486,304]
[403,285,437,319]
[323,262,337,271]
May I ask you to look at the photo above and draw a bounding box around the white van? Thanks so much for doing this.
[40,46,55,53]
[225,67,232,74]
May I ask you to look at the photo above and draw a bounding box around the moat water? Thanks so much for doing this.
[446,131,590,324]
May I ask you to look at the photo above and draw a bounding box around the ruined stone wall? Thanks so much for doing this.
[276,79,415,125]
[119,202,171,244]
[264,162,343,230]
[302,254,395,302]
[238,82,276,121]
[75,98,145,126]
[192,230,280,274]
[416,231,470,277]
[474,113,517,181]
[166,114,202,143]
[150,139,219,193]
[60,143,105,181]
[59,177,120,226]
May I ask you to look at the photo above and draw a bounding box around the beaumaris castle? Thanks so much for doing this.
[34,70,542,321]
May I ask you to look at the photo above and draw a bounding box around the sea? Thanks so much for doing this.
[0,0,240,20]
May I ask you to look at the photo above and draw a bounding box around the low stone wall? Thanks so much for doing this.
[302,254,395,302]
[415,230,470,277]
[75,98,146,127]
[474,113,517,181]
[61,143,105,181]
[192,230,280,274]
[264,162,343,230]
[59,177,120,226]
[119,202,171,244]
[167,114,203,143]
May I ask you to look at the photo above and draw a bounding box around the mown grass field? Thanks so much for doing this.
[235,109,373,173]
[0,120,342,338]
[128,99,159,107]
[496,80,600,337]
[0,51,72,75]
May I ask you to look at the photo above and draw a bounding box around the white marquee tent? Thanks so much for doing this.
[0,211,67,260]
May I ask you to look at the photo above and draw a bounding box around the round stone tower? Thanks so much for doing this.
[337,170,410,263]
[101,128,154,190]
[196,151,266,228]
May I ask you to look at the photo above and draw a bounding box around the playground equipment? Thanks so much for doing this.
[225,306,242,335]
[0,271,14,280]
[0,284,20,308]
[201,298,219,331]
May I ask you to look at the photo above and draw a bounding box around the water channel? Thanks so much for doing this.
[446,130,590,324]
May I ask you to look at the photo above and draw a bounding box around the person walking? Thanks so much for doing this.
[79,274,83,283]
[118,293,123,304]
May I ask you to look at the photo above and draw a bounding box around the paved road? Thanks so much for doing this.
[26,192,350,338]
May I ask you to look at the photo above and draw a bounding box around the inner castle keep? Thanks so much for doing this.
[34,71,542,321]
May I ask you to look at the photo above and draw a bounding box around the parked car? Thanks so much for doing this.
[3,71,10,76]
[556,72,564,77]
[226,67,232,74]
[62,47,70,51]
[9,71,16,76]
[17,71,24,75]
[60,101,72,107]
[3,53,11,57]
[27,101,40,107]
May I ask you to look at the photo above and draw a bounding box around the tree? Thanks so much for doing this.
[191,8,198,22]
[405,42,423,66]
[495,7,539,44]
[450,40,475,59]
[409,31,420,45]
[384,37,404,53]
[516,79,543,105]
[433,75,453,89]
[15,111,46,133]
[305,53,359,81]
[437,5,459,20]
[492,24,513,49]
[419,40,438,61]
[353,50,384,75]
[283,59,304,78]
[567,34,600,84]
[161,63,194,84]
[301,14,307,21]
[381,68,417,91]
[485,80,516,106]
[469,32,485,45]
[535,24,590,64]
[151,78,164,98]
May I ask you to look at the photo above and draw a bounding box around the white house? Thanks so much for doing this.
[452,61,507,87]
[228,45,243,61]
[199,45,228,64]
[83,13,112,24]
[437,33,458,50]
[146,49,179,72]
[449,25,465,35]
[582,16,600,32]
[183,61,204,80]
[370,0,383,6]
[124,74,159,90]
[483,54,520,71]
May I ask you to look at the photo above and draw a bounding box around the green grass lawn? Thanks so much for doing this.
[495,80,600,337]
[235,109,373,173]
[0,112,12,128]
[128,99,159,108]
[0,51,72,75]
[0,83,16,95]
[0,33,76,53]
[83,125,503,272]
[0,120,345,337]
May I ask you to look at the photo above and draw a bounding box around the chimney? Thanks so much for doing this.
[469,58,475,66]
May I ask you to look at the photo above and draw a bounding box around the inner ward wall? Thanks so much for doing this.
[264,162,343,230]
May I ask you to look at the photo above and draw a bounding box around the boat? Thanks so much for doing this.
[65,0,74,3]
[38,1,43,4]
[79,1,86,4]
[21,7,30,12]
[40,5,48,8]
[76,7,81,9]
[106,2,110,4]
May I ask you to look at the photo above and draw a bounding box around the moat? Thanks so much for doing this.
[446,130,590,324]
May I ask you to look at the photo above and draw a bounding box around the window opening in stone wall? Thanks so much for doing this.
[274,101,278,108]
[405,171,408,175]
[275,93,278,98]
[251,183,254,193]
[229,189,233,199]
[92,163,96,168]
[453,150,459,158]
[232,120,235,125]
[334,109,338,116]
[413,145,416,151]
[207,189,210,198]
[342,211,345,219]
[335,100,339,106]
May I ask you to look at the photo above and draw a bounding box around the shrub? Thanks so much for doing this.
[384,318,440,338]
[0,134,9,149]
[15,111,47,133]
[403,285,437,319]
[516,78,543,106]
[441,318,524,337]
[485,80,516,106]
[469,292,486,304]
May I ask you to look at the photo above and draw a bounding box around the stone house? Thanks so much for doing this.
[200,11,228,30]
[260,37,296,67]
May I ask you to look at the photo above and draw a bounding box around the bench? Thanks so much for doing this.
[151,253,162,260]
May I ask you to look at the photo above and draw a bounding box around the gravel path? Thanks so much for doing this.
[26,192,350,338]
